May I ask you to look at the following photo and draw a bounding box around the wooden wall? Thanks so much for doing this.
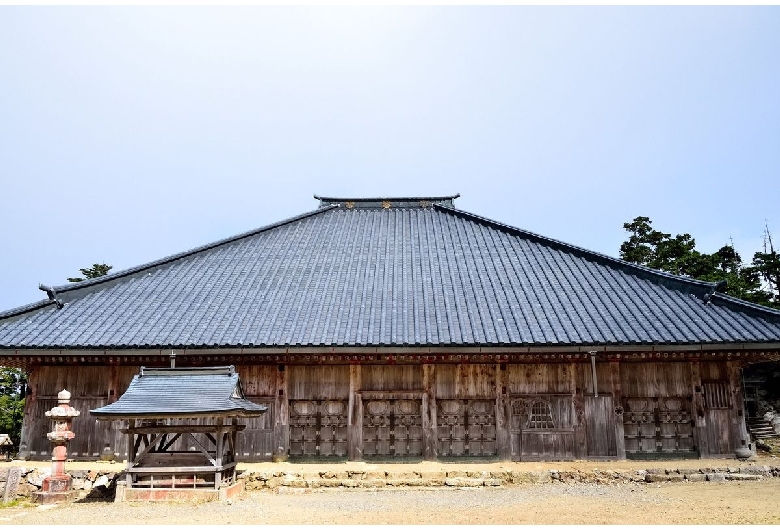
[19,359,745,462]
[22,365,137,459]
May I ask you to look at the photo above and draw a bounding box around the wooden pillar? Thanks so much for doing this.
[610,360,626,460]
[690,360,708,456]
[572,362,587,459]
[728,361,749,452]
[347,364,363,461]
[107,365,121,459]
[274,365,289,458]
[231,419,239,484]
[422,364,437,460]
[18,367,37,460]
[215,420,224,491]
[495,363,511,461]
[126,419,135,489]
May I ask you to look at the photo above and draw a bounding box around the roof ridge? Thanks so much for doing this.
[314,194,460,202]
[315,195,460,209]
[24,205,339,303]
[434,203,719,292]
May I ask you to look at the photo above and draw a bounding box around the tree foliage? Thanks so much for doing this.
[0,368,26,450]
[67,263,113,283]
[620,217,779,308]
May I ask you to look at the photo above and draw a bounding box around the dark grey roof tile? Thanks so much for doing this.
[2,199,780,348]
[90,366,267,418]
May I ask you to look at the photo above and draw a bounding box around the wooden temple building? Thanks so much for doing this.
[1,195,780,462]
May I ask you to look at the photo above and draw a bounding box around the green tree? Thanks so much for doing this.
[67,263,112,283]
[0,368,26,451]
[751,225,780,308]
[620,217,777,308]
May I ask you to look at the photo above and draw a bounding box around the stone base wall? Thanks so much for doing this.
[239,465,780,490]
[2,465,780,502]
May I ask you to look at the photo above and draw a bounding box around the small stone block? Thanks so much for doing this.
[685,473,706,482]
[645,474,668,483]
[445,477,484,487]
[739,466,768,476]
[725,474,760,481]
[707,473,726,482]
[386,478,424,487]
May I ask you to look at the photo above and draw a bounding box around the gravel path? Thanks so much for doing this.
[3,480,780,525]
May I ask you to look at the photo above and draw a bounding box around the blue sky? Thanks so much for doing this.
[1,6,779,311]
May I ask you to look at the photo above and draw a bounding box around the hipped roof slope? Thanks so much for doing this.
[2,196,780,349]
[90,366,267,419]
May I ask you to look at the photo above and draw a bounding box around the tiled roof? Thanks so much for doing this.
[90,366,267,418]
[1,196,780,349]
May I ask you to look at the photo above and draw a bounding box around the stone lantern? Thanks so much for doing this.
[32,389,80,503]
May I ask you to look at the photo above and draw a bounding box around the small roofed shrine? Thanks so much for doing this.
[90,365,266,502]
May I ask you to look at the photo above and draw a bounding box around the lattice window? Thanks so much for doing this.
[703,382,731,409]
[527,400,555,429]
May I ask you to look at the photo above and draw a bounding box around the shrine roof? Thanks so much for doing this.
[90,366,267,419]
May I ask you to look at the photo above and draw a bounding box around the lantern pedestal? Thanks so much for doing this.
[32,389,80,504]
[32,477,78,504]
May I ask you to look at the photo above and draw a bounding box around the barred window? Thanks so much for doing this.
[703,382,731,409]
[527,400,555,429]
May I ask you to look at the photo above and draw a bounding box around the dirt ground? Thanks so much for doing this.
[2,456,780,525]
[2,480,779,525]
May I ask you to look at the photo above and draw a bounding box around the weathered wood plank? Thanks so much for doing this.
[496,363,511,460]
[348,364,362,461]
[422,364,436,460]
[728,361,749,455]
[690,361,708,457]
[362,365,422,391]
[572,362,587,459]
[610,361,626,459]
[127,462,237,474]
[274,365,289,458]
[121,425,246,434]
[287,365,350,400]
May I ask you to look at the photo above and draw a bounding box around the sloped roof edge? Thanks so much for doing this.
[89,365,268,418]
[0,205,339,321]
[433,202,780,311]
[710,291,780,320]
[0,299,58,321]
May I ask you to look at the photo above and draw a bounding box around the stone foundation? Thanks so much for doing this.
[1,464,780,502]
[239,465,780,490]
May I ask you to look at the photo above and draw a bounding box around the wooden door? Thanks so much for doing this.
[363,399,423,458]
[702,382,734,456]
[289,400,348,458]
[584,395,617,457]
[623,396,694,457]
[437,399,496,457]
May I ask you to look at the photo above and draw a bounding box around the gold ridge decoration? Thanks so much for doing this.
[382,200,391,209]
[345,201,355,209]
